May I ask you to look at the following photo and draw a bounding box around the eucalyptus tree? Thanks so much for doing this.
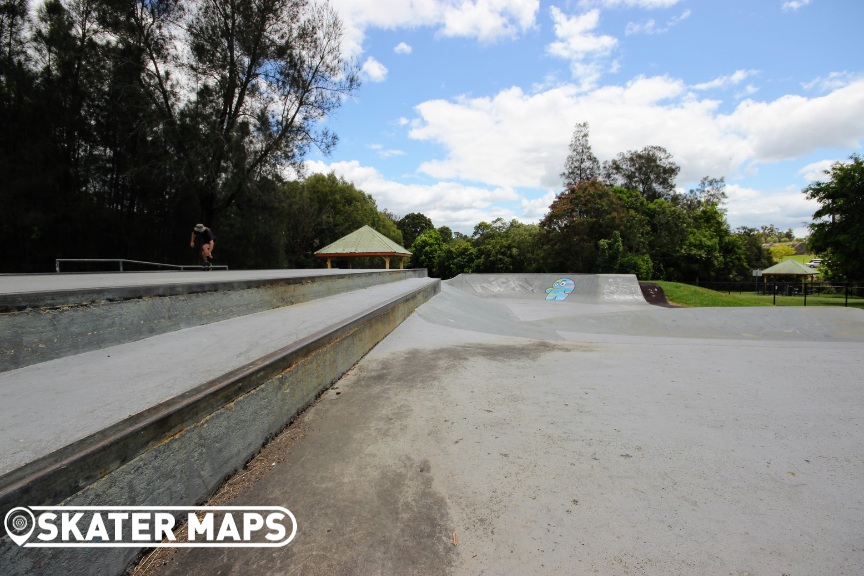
[602,145,680,202]
[129,0,359,224]
[560,121,600,186]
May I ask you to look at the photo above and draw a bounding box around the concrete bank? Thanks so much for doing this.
[0,275,439,576]
[0,269,427,370]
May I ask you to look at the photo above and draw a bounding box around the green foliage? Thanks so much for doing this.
[469,218,541,274]
[602,145,680,202]
[0,0,358,272]
[397,213,434,248]
[437,240,476,278]
[734,227,775,270]
[769,245,796,261]
[409,228,444,272]
[561,121,600,185]
[539,180,629,272]
[279,173,400,268]
[595,231,623,273]
[437,226,453,244]
[805,154,864,281]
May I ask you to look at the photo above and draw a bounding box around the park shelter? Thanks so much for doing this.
[314,225,411,269]
[761,259,819,293]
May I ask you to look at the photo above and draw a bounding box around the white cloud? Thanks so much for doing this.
[404,75,864,197]
[803,71,862,93]
[724,79,864,161]
[625,9,690,35]
[361,56,388,82]
[369,144,407,158]
[329,0,538,58]
[394,42,412,54]
[547,8,617,59]
[440,0,540,42]
[798,160,837,183]
[782,0,811,11]
[725,183,818,232]
[692,69,759,91]
[299,75,864,233]
[735,85,760,99]
[521,190,558,220]
[546,7,618,88]
[303,160,522,231]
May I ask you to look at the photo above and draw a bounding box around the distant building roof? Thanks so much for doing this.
[762,260,818,275]
[314,225,410,258]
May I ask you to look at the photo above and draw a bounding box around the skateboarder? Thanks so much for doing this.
[190,224,215,268]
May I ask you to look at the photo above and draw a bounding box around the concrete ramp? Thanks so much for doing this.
[427,274,864,342]
[446,273,647,304]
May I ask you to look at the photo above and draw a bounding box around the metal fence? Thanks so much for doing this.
[684,280,864,307]
[55,259,228,272]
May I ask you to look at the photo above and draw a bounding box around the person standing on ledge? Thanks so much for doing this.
[190,223,215,268]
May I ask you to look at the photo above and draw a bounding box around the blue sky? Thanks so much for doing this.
[304,0,864,236]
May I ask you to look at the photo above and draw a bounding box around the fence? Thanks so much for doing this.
[55,259,228,273]
[685,280,864,307]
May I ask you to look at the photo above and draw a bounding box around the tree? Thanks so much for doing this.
[645,199,690,280]
[539,180,629,272]
[595,231,623,273]
[602,145,680,202]
[805,154,864,280]
[437,240,476,279]
[397,212,434,249]
[769,245,796,261]
[561,121,599,186]
[0,0,358,272]
[734,227,774,271]
[409,228,444,273]
[675,176,727,211]
[468,218,541,273]
[437,225,453,244]
[279,173,400,268]
[130,0,359,226]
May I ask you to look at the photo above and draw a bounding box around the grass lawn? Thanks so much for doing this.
[653,281,864,309]
[783,253,816,265]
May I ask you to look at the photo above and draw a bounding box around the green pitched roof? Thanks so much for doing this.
[314,225,410,257]
[762,259,818,275]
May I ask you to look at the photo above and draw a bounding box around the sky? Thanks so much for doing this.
[302,0,864,237]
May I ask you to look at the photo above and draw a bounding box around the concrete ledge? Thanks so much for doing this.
[0,278,439,576]
[0,269,428,371]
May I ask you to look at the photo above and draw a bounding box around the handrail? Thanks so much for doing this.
[55,259,228,272]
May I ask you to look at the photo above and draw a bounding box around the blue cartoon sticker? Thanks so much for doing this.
[545,277,575,301]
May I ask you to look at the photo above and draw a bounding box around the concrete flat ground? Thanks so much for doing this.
[0,277,435,476]
[141,275,864,576]
[0,268,393,296]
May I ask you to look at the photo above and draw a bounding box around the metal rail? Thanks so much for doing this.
[55,259,228,272]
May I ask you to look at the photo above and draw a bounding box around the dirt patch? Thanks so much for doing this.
[639,282,681,307]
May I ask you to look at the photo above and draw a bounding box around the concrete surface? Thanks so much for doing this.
[141,274,864,576]
[0,269,405,298]
[0,277,436,477]
[0,277,439,576]
[1,268,428,370]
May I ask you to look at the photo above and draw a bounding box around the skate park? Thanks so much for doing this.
[2,270,864,575]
